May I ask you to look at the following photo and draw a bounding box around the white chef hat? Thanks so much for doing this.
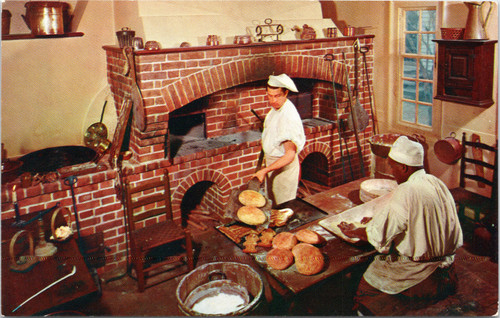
[388,136,424,166]
[267,74,298,92]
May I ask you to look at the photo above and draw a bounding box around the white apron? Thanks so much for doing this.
[265,154,300,206]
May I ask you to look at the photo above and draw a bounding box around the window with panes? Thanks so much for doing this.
[400,8,436,127]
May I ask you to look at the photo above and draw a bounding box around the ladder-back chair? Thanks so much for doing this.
[124,169,194,292]
[450,133,498,226]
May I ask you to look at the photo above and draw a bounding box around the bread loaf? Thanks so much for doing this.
[272,232,297,250]
[237,206,266,226]
[266,248,294,270]
[292,243,324,275]
[295,229,323,244]
[238,190,266,207]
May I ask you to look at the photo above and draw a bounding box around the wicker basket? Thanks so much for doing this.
[441,28,465,40]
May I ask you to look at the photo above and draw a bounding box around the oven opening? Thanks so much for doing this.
[180,181,222,229]
[167,98,208,158]
[289,79,315,119]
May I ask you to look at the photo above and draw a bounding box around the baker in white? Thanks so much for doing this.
[340,136,463,315]
[252,74,305,206]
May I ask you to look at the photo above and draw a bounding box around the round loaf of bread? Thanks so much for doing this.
[266,248,294,270]
[292,243,324,275]
[237,206,267,225]
[238,190,266,207]
[295,229,323,244]
[272,232,298,250]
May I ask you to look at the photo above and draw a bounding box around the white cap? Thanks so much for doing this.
[267,74,298,92]
[388,136,424,166]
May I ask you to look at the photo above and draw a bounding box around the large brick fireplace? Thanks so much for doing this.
[2,35,375,274]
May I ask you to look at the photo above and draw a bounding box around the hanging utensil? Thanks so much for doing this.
[342,52,366,177]
[108,96,134,169]
[324,54,347,183]
[360,45,378,135]
[124,46,146,132]
[340,119,355,180]
[84,100,108,149]
[249,109,265,190]
[347,41,370,133]
[434,132,463,164]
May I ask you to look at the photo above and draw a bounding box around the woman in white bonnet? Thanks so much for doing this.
[252,74,305,206]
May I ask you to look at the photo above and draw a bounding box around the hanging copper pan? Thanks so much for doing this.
[434,132,463,164]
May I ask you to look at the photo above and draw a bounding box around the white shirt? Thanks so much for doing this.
[364,169,463,294]
[262,99,305,157]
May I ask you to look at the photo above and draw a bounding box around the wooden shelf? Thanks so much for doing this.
[2,32,84,41]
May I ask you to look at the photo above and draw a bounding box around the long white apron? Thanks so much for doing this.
[265,154,300,205]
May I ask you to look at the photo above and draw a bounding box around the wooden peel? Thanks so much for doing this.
[471,133,485,187]
[342,52,365,177]
[348,41,369,133]
[124,47,146,132]
[108,97,134,169]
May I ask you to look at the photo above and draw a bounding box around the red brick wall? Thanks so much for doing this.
[104,37,374,164]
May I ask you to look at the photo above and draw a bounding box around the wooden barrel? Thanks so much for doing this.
[176,262,264,316]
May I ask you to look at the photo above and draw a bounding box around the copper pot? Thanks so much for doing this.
[369,133,420,158]
[434,132,463,164]
[22,1,71,36]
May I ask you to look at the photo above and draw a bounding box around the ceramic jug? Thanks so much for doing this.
[463,1,492,39]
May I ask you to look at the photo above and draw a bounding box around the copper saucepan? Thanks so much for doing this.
[434,132,463,164]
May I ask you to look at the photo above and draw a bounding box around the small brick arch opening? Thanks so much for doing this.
[179,181,219,226]
[171,170,232,227]
[301,152,330,186]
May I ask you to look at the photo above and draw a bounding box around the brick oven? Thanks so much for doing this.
[2,36,375,274]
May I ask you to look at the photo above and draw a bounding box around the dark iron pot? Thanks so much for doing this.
[19,146,97,174]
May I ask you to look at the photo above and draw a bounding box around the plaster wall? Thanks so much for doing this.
[2,1,116,157]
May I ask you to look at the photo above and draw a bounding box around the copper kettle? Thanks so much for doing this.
[463,1,492,39]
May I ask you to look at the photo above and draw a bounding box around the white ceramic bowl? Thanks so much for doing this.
[359,179,398,203]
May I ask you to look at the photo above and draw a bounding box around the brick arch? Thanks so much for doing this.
[299,140,334,165]
[160,54,336,113]
[171,169,232,218]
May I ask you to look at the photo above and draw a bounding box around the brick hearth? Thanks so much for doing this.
[2,36,375,274]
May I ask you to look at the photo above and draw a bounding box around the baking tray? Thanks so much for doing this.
[217,197,328,248]
[275,197,328,232]
[319,191,394,243]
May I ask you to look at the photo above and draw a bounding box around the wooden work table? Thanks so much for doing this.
[247,177,375,297]
[302,177,370,215]
[2,212,98,316]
